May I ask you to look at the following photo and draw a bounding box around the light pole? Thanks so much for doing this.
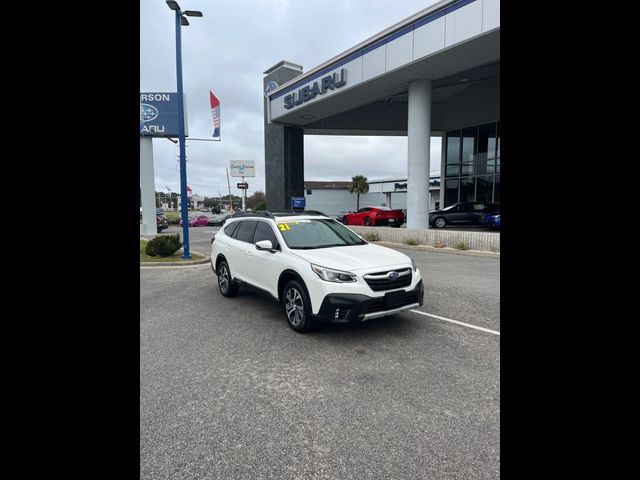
[166,0,203,259]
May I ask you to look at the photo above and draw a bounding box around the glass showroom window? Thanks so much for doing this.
[477,123,496,175]
[460,177,475,203]
[475,175,494,203]
[446,129,461,167]
[461,126,477,176]
[445,178,458,207]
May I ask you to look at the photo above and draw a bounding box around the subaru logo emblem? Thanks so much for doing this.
[264,80,279,96]
[388,271,399,280]
[141,103,158,122]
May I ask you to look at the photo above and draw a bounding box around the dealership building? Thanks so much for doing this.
[263,0,500,228]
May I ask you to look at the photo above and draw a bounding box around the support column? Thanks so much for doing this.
[385,192,392,209]
[263,61,304,210]
[407,79,431,229]
[140,136,157,236]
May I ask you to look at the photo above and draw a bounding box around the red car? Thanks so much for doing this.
[342,206,405,227]
[179,215,210,227]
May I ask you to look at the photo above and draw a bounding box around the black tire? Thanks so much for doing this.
[283,280,315,333]
[343,216,349,225]
[434,217,446,228]
[217,260,239,297]
[364,217,371,226]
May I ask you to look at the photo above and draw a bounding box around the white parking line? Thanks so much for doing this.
[409,310,500,335]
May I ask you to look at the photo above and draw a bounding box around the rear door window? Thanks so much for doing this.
[234,220,258,243]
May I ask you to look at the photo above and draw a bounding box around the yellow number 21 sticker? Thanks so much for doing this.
[278,223,291,231]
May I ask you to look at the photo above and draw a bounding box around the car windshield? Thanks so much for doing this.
[276,218,367,249]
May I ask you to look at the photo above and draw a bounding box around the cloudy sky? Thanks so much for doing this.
[141,0,441,199]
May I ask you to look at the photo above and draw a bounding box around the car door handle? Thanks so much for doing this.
[246,250,253,256]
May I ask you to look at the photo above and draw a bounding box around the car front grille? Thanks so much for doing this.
[366,289,420,312]
[363,268,412,291]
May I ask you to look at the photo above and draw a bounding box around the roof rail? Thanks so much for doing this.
[231,211,275,219]
[230,209,329,219]
[270,210,328,217]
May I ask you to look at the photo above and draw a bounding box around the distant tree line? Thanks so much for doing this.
[144,190,267,211]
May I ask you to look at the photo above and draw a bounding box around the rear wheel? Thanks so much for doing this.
[217,260,239,297]
[283,280,315,333]
[434,217,446,228]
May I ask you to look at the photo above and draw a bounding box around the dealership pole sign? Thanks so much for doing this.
[140,92,188,137]
[229,160,255,177]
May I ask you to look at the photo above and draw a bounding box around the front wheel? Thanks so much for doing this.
[364,217,371,226]
[283,280,315,333]
[217,260,239,297]
[434,217,446,228]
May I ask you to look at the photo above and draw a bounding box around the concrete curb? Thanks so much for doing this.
[140,256,211,267]
[375,240,500,258]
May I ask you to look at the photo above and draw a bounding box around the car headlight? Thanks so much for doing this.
[311,264,357,283]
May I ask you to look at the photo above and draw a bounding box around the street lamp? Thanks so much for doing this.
[166,0,202,259]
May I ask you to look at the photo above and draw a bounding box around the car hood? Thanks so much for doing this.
[290,243,411,272]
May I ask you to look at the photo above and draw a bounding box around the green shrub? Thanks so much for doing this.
[165,212,181,224]
[145,234,183,257]
[403,238,420,246]
[455,241,470,250]
[363,232,379,242]
[256,202,266,211]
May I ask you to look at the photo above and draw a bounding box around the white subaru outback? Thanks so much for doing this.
[210,211,424,333]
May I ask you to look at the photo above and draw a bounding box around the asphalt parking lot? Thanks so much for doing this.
[141,226,499,479]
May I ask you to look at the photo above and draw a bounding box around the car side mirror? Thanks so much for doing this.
[255,240,276,253]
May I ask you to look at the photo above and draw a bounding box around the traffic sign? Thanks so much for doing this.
[237,182,248,189]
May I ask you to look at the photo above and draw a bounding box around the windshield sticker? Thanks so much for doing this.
[277,223,291,231]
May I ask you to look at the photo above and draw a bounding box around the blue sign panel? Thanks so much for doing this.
[139,92,187,137]
[291,197,306,209]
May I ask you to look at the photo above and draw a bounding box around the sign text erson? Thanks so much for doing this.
[283,69,347,110]
[139,92,188,137]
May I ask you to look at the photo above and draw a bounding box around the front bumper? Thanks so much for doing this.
[313,280,424,324]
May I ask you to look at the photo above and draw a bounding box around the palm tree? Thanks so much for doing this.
[349,175,369,211]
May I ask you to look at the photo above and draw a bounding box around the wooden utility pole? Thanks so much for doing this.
[226,168,234,213]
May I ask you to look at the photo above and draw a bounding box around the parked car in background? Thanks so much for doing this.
[208,212,233,226]
[429,202,500,228]
[180,216,209,227]
[140,212,169,233]
[485,213,500,230]
[342,206,405,227]
[189,215,210,227]
[156,214,169,233]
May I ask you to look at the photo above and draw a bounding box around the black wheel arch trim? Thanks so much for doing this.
[278,269,308,304]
